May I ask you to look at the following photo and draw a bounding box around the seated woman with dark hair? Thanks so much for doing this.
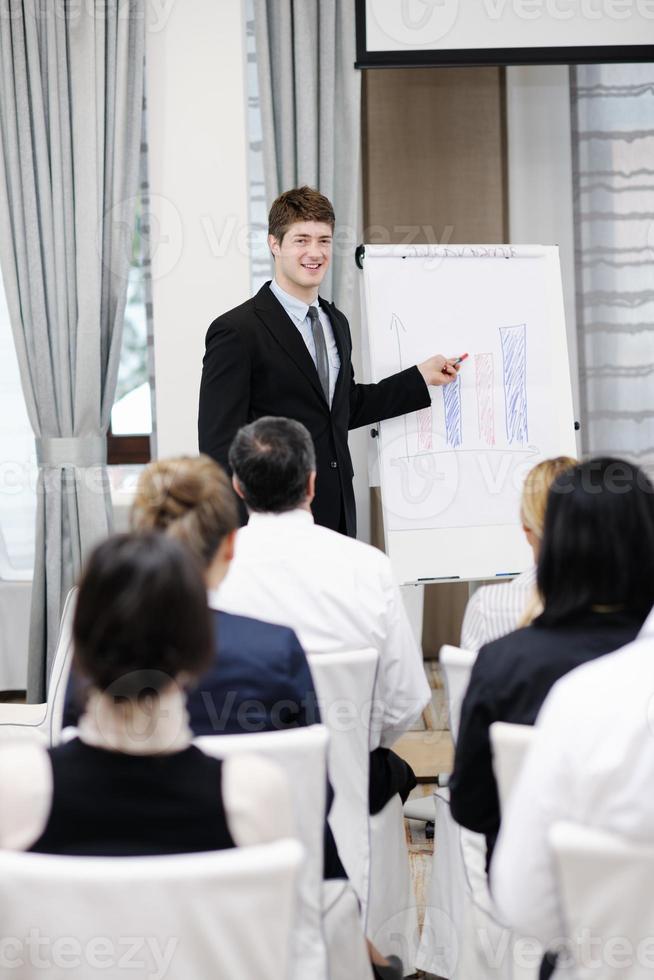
[449,457,654,868]
[62,455,349,882]
[0,533,292,855]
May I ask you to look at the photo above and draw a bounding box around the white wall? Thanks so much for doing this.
[146,0,251,457]
[505,65,581,444]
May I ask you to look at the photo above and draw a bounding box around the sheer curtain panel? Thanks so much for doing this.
[572,65,654,474]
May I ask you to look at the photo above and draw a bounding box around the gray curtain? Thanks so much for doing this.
[571,64,654,476]
[254,0,361,312]
[0,1,145,699]
[140,85,158,459]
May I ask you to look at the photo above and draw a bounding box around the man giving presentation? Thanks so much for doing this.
[198,186,460,536]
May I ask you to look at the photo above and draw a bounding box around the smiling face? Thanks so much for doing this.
[268,220,333,302]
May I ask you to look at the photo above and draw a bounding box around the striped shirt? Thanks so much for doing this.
[460,566,537,652]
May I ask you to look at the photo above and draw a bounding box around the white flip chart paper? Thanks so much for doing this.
[361,244,577,584]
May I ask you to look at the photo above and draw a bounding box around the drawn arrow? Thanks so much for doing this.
[390,313,410,459]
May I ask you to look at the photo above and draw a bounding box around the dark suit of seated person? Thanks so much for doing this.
[449,457,654,870]
[65,609,319,736]
[0,534,293,856]
[188,609,320,734]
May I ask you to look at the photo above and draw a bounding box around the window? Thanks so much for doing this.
[0,272,36,577]
[108,190,154,466]
[111,218,152,437]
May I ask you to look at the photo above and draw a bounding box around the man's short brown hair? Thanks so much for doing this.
[268,186,335,242]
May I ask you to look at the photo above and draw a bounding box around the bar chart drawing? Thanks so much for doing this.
[500,324,529,445]
[442,375,463,448]
[385,312,530,459]
[361,245,576,572]
[474,353,495,445]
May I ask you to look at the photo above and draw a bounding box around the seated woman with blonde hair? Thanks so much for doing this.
[66,454,319,738]
[460,455,576,651]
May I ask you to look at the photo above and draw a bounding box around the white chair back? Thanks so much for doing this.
[418,649,543,980]
[490,721,536,815]
[196,725,329,980]
[0,525,32,689]
[551,821,654,980]
[368,793,419,968]
[0,838,302,980]
[46,587,77,742]
[322,880,374,980]
[440,644,477,744]
[0,579,31,691]
[0,587,76,745]
[308,648,379,921]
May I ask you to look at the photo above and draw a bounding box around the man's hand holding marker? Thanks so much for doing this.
[418,352,468,386]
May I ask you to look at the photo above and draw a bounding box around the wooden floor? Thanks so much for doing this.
[394,662,453,780]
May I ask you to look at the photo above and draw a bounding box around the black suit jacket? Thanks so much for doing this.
[198,282,431,535]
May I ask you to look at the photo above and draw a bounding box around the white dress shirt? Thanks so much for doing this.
[0,685,294,851]
[269,278,341,405]
[214,509,431,749]
[460,566,537,652]
[491,607,654,950]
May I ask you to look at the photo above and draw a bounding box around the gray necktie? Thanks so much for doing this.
[307,306,330,402]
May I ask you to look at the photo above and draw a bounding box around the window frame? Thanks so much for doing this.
[107,430,151,466]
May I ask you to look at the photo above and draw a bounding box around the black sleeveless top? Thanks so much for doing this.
[29,739,236,857]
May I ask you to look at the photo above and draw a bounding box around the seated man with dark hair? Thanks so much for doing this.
[217,415,432,815]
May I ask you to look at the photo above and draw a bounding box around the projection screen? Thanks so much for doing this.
[356,0,654,66]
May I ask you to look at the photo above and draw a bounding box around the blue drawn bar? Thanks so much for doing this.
[442,375,462,448]
[500,324,528,444]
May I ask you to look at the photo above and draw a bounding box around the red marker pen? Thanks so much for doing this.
[452,352,469,366]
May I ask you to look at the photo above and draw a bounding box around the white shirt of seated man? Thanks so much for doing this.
[214,471,430,751]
